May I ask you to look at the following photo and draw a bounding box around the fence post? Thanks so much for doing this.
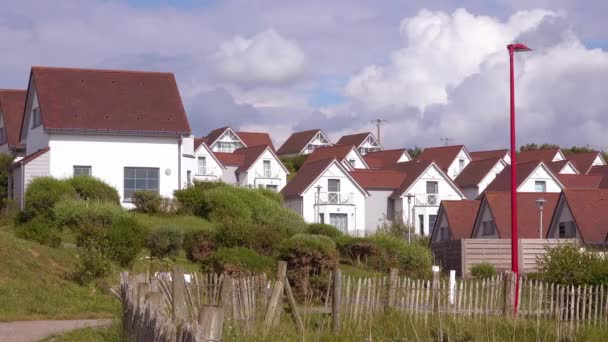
[220,276,234,319]
[432,266,440,314]
[503,271,516,319]
[386,268,398,311]
[199,305,224,341]
[449,270,456,305]
[265,261,287,328]
[172,267,187,322]
[332,268,342,335]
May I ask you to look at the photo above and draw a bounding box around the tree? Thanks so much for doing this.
[0,153,15,207]
[519,143,559,152]
[406,146,423,159]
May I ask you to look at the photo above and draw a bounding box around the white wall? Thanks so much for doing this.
[518,165,562,192]
[240,149,287,190]
[364,190,393,235]
[10,165,23,208]
[23,89,49,155]
[344,149,367,169]
[446,148,471,179]
[48,134,181,207]
[592,155,606,167]
[0,113,8,154]
[284,198,303,216]
[471,202,499,238]
[397,152,411,163]
[181,143,224,187]
[559,163,578,174]
[477,161,506,195]
[222,166,238,184]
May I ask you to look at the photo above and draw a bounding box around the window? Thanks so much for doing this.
[186,170,192,187]
[348,159,357,168]
[263,160,271,177]
[197,157,207,175]
[458,159,465,171]
[319,213,325,224]
[32,107,42,128]
[429,214,437,236]
[482,221,495,236]
[124,167,160,201]
[559,221,576,238]
[426,181,438,205]
[330,213,348,232]
[0,127,6,145]
[73,165,92,176]
[419,214,424,235]
[535,181,547,192]
[328,179,340,203]
[266,184,278,191]
[440,227,449,241]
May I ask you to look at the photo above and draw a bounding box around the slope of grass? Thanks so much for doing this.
[0,230,119,321]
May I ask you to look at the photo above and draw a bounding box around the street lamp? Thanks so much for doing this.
[406,193,414,244]
[508,42,532,314]
[315,185,323,223]
[536,197,547,239]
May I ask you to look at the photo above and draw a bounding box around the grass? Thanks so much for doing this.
[0,230,119,321]
[41,321,123,342]
[339,264,383,278]
[131,212,213,233]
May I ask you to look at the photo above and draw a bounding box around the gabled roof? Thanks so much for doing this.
[547,160,578,174]
[389,160,464,199]
[232,145,287,174]
[213,152,245,167]
[0,89,26,148]
[484,161,563,192]
[194,138,206,151]
[10,146,50,169]
[417,145,468,171]
[205,126,240,147]
[336,132,374,147]
[277,129,329,155]
[470,149,510,162]
[556,174,604,190]
[439,200,481,240]
[192,140,227,170]
[600,177,608,189]
[349,169,407,190]
[363,149,411,169]
[302,144,367,168]
[517,148,562,163]
[27,66,190,134]
[236,131,275,150]
[454,157,504,188]
[481,192,560,239]
[559,189,608,244]
[589,165,608,176]
[566,151,605,174]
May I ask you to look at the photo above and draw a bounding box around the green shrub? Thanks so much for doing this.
[305,223,344,240]
[24,177,76,220]
[215,221,291,256]
[173,181,224,215]
[471,263,497,279]
[54,198,128,230]
[257,188,283,204]
[278,234,338,301]
[337,236,378,265]
[183,228,216,262]
[0,153,14,209]
[146,228,184,259]
[14,216,61,247]
[204,247,274,277]
[368,233,432,278]
[68,176,120,204]
[132,191,163,214]
[538,244,608,285]
[71,248,114,285]
[203,189,253,223]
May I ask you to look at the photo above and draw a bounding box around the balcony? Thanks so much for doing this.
[316,192,354,205]
[255,170,281,179]
[414,193,439,206]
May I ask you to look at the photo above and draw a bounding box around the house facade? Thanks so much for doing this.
[336,132,382,155]
[430,200,480,243]
[485,161,564,193]
[417,145,471,180]
[303,144,368,170]
[277,129,332,157]
[455,158,506,199]
[547,189,608,244]
[214,145,288,191]
[181,136,225,186]
[0,89,26,156]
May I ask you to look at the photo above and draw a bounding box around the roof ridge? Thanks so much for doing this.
[0,89,26,93]
[32,66,174,76]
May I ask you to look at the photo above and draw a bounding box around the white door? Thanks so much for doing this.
[330,213,348,232]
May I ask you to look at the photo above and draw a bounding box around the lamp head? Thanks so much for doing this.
[507,43,532,53]
[536,197,547,209]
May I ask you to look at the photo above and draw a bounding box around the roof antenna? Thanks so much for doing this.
[440,137,453,146]
[371,119,388,144]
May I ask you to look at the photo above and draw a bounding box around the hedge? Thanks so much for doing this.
[147,228,184,259]
[204,247,275,277]
[23,177,76,220]
[183,228,216,262]
[68,176,120,204]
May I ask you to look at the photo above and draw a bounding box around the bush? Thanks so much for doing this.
[368,233,432,278]
[336,236,378,265]
[0,153,14,208]
[68,176,120,204]
[71,248,114,285]
[203,189,253,223]
[24,177,76,220]
[257,188,283,204]
[173,181,224,215]
[204,247,274,277]
[132,191,163,214]
[305,223,344,240]
[183,228,216,262]
[278,234,338,301]
[471,263,497,279]
[215,221,292,256]
[538,244,608,285]
[54,198,128,230]
[14,216,61,247]
[147,228,184,259]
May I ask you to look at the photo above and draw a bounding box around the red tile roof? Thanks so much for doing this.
[556,174,604,189]
[193,138,205,151]
[277,129,325,155]
[302,144,356,166]
[484,161,560,192]
[470,149,509,161]
[517,148,561,163]
[441,200,481,239]
[417,145,466,171]
[483,192,560,238]
[600,177,608,189]
[561,189,608,244]
[236,131,275,150]
[0,89,26,148]
[566,152,604,174]
[363,149,409,169]
[213,152,245,166]
[281,158,336,198]
[336,132,372,147]
[547,160,577,174]
[205,127,231,146]
[589,165,608,176]
[30,67,190,134]
[349,169,407,190]
[389,160,435,198]
[454,157,503,188]
[233,145,284,173]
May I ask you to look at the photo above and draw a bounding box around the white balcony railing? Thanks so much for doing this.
[255,170,281,179]
[414,193,439,206]
[316,192,354,205]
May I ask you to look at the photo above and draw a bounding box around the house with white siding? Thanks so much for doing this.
[0,89,26,157]
[566,151,606,175]
[336,132,382,155]
[181,136,225,186]
[485,161,564,193]
[202,126,275,153]
[302,144,368,170]
[9,66,191,208]
[214,145,288,191]
[281,158,368,236]
[454,157,506,199]
[430,200,480,243]
[277,129,332,157]
[417,145,471,180]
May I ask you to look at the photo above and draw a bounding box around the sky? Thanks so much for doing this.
[1,0,607,151]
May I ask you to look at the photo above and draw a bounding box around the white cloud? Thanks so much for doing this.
[215,29,306,85]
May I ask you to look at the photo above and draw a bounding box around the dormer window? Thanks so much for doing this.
[32,108,42,128]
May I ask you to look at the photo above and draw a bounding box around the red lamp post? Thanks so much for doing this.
[507,43,531,314]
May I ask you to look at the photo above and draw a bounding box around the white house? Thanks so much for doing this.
[9,66,191,208]
[547,160,579,175]
[214,145,288,191]
[566,151,607,174]
[181,136,226,186]
[0,89,26,156]
[282,158,368,236]
[430,200,480,243]
[202,126,275,154]
[277,129,332,157]
[391,160,466,236]
[454,157,507,199]
[336,132,382,155]
[417,145,472,180]
[302,144,368,170]
[364,149,412,169]
[485,161,564,193]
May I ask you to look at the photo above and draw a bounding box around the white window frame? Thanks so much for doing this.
[197,157,207,175]
[123,167,160,202]
[263,160,271,177]
[32,107,42,128]
[73,165,92,176]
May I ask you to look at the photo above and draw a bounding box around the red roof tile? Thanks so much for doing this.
[281,158,336,198]
[417,145,466,171]
[441,200,481,239]
[600,177,608,189]
[302,144,356,166]
[556,174,604,189]
[233,145,284,173]
[561,189,608,244]
[483,192,560,238]
[205,127,231,146]
[193,138,205,151]
[566,152,604,174]
[517,148,561,163]
[454,157,503,188]
[589,165,608,176]
[390,160,435,198]
[30,67,190,134]
[349,169,407,190]
[213,152,244,166]
[236,131,275,150]
[470,149,509,161]
[0,89,26,148]
[363,149,410,169]
[547,160,577,174]
[484,161,559,192]
[277,129,325,155]
[336,132,372,147]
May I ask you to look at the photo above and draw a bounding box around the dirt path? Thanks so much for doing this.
[0,319,113,342]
